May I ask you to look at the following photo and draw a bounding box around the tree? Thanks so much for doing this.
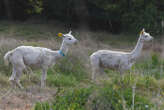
[3,0,12,19]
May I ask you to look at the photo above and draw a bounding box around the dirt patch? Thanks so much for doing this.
[0,86,57,110]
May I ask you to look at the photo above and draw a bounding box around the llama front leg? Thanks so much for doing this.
[9,67,17,88]
[9,67,16,81]
[118,62,125,76]
[16,80,23,89]
[91,66,99,80]
[119,69,124,75]
[41,69,47,88]
[15,68,24,89]
[90,56,100,80]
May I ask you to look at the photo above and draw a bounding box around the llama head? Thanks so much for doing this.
[140,28,153,41]
[58,31,78,45]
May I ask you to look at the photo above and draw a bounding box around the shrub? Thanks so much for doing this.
[45,54,88,87]
[91,84,154,110]
[47,74,78,87]
[34,87,93,110]
[53,55,88,81]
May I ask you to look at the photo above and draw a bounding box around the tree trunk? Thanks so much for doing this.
[3,0,12,19]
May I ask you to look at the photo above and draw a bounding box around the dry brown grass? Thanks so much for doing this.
[0,86,57,110]
[0,21,163,110]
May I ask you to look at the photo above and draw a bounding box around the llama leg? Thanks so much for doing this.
[41,69,47,88]
[90,56,100,80]
[25,67,33,82]
[9,67,17,88]
[119,64,124,76]
[100,68,105,75]
[100,67,109,79]
[25,66,33,75]
[15,61,26,89]
[119,70,124,75]
[9,67,16,81]
[15,68,24,89]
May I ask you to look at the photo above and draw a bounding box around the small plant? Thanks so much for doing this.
[151,53,160,68]
[34,102,51,110]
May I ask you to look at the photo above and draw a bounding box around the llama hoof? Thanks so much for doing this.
[9,80,17,89]
[9,77,14,81]
[19,86,24,89]
[15,80,24,89]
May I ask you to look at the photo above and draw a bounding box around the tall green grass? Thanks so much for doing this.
[34,74,157,110]
[135,53,164,79]
[35,87,93,110]
[34,53,164,110]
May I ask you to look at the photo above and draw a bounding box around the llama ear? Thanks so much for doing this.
[57,33,63,37]
[68,30,72,34]
[142,28,145,32]
[140,29,144,35]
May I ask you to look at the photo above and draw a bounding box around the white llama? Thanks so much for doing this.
[90,29,153,80]
[4,31,78,88]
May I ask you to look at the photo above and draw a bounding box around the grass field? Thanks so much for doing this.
[0,21,164,110]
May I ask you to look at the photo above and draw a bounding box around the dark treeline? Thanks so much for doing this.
[0,0,164,34]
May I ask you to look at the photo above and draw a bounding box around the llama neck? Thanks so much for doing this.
[59,41,69,56]
[130,35,144,59]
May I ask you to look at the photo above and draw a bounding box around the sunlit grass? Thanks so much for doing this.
[0,21,163,109]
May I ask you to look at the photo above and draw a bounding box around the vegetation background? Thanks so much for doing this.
[1,0,164,34]
[0,0,164,110]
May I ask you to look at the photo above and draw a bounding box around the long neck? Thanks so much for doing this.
[59,41,69,56]
[130,35,144,59]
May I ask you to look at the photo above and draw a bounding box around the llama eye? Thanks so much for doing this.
[68,38,72,40]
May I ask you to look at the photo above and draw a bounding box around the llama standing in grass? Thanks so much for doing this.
[90,29,153,80]
[4,31,78,88]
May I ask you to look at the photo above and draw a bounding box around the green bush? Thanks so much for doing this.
[34,87,93,110]
[45,54,88,87]
[35,74,157,110]
[91,84,154,110]
[53,55,88,81]
[47,74,78,87]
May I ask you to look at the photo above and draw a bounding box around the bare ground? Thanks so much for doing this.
[0,86,57,110]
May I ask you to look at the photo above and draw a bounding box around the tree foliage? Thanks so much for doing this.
[0,0,164,34]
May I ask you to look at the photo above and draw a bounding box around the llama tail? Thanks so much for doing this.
[4,50,13,66]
